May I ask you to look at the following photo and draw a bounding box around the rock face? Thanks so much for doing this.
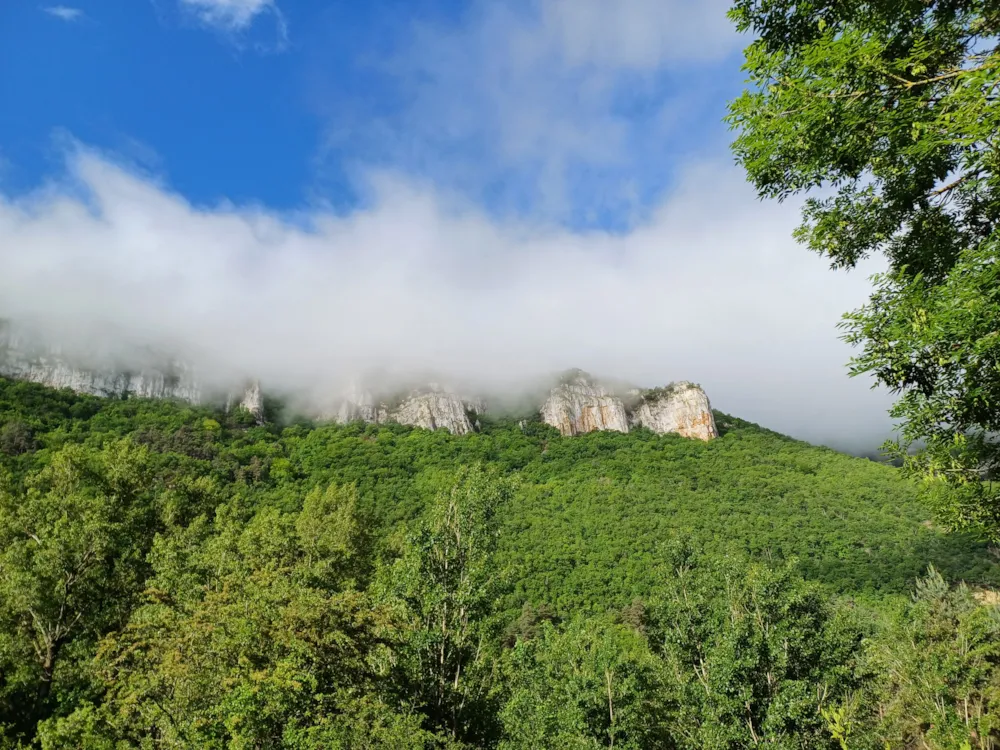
[227,381,265,424]
[331,383,478,435]
[0,359,200,401]
[631,381,718,441]
[0,322,718,441]
[334,382,384,424]
[0,327,201,402]
[392,390,475,435]
[540,372,630,436]
[538,372,718,441]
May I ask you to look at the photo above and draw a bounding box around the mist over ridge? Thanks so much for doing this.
[0,146,894,454]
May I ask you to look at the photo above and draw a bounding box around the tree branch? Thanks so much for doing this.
[931,171,981,197]
[885,61,996,90]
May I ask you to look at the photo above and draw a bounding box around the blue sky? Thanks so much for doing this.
[0,0,896,451]
[1,0,745,225]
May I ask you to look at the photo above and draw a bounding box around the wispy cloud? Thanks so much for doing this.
[316,0,740,224]
[178,0,287,47]
[42,5,84,22]
[0,146,892,453]
[538,0,737,69]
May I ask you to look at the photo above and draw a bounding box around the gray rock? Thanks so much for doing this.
[0,323,719,441]
[333,382,382,424]
[227,380,265,424]
[330,382,476,435]
[631,382,718,441]
[0,327,201,402]
[391,389,474,435]
[540,372,630,436]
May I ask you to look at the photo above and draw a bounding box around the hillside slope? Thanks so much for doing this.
[3,376,1000,748]
[2,376,995,611]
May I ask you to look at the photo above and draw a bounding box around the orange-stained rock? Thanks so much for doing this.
[540,373,630,436]
[631,381,718,441]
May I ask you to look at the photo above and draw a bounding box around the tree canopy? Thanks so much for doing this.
[1,377,999,747]
[727,0,1000,536]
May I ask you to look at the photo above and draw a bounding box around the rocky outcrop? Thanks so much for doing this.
[538,372,717,441]
[0,329,202,402]
[631,382,718,441]
[540,372,630,436]
[463,395,489,416]
[330,383,478,435]
[392,390,475,435]
[1,322,718,441]
[0,359,197,401]
[334,383,383,424]
[227,380,265,424]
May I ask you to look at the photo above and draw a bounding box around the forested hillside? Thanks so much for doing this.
[1,376,998,748]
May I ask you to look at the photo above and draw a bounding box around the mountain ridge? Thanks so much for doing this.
[0,328,718,440]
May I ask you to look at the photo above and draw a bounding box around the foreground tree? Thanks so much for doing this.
[38,486,447,749]
[825,566,1000,749]
[499,617,667,749]
[647,549,864,748]
[0,441,154,735]
[727,1,1000,535]
[377,465,515,745]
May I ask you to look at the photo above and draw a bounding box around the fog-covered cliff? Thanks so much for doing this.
[0,323,202,402]
[329,383,481,435]
[540,371,630,435]
[0,326,717,440]
[630,381,718,441]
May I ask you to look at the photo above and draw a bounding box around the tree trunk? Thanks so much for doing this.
[37,640,60,704]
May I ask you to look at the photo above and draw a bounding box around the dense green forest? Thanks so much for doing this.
[1,376,999,749]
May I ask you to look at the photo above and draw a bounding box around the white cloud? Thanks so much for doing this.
[178,0,286,45]
[0,148,893,452]
[42,5,84,22]
[320,0,741,220]
[538,0,737,69]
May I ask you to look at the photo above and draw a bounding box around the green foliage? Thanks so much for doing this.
[0,420,35,456]
[499,617,665,750]
[727,0,1000,535]
[296,482,367,586]
[1,377,1000,747]
[376,465,515,744]
[845,242,1000,536]
[0,440,155,733]
[831,565,1000,749]
[36,489,443,749]
[646,548,864,748]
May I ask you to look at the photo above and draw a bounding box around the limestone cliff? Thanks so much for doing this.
[0,323,718,441]
[391,389,475,435]
[333,383,382,424]
[0,327,202,402]
[330,383,479,435]
[631,382,718,441]
[540,371,630,436]
[226,381,265,424]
